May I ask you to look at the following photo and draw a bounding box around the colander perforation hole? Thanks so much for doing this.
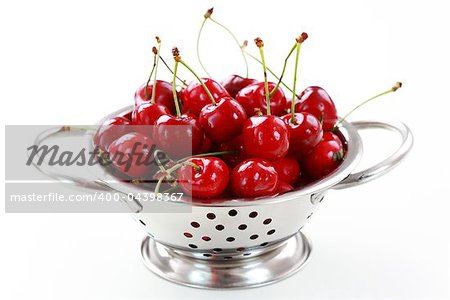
[267,229,276,235]
[188,244,198,249]
[183,232,193,238]
[202,236,211,241]
[215,224,225,231]
[243,253,251,256]
[238,224,247,230]
[307,213,313,219]
[139,220,146,226]
[236,247,245,252]
[226,237,235,242]
[224,256,232,260]
[228,209,238,216]
[213,248,223,253]
[250,234,259,240]
[190,221,200,228]
[263,218,272,225]
[260,242,269,247]
[203,253,212,257]
[206,213,216,220]
[249,211,258,218]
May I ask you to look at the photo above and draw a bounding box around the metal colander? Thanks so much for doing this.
[31,106,413,289]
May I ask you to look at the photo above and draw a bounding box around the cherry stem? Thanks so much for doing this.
[290,43,301,122]
[144,48,157,100]
[176,150,236,163]
[178,58,216,105]
[209,17,249,78]
[196,16,212,77]
[333,82,403,131]
[154,160,200,195]
[255,38,271,115]
[160,55,187,87]
[171,59,182,117]
[270,43,297,98]
[151,37,162,103]
[242,43,299,99]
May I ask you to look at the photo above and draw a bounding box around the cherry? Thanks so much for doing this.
[272,156,300,185]
[275,181,294,195]
[221,74,257,98]
[120,110,133,121]
[281,112,323,157]
[230,158,279,198]
[132,102,170,127]
[180,78,230,115]
[302,131,344,180]
[177,157,230,198]
[242,115,290,161]
[200,135,213,153]
[153,114,204,157]
[297,86,338,131]
[107,132,153,177]
[235,81,286,116]
[199,96,247,143]
[94,117,132,151]
[134,80,176,114]
[218,135,247,167]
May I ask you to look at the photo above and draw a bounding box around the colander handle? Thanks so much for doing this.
[29,126,143,213]
[333,120,413,190]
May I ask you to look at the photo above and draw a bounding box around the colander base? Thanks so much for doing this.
[140,231,312,289]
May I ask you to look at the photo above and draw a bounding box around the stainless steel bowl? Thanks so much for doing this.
[31,106,413,289]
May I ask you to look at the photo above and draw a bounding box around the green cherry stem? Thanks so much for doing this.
[332,82,403,131]
[171,48,182,117]
[242,41,298,99]
[174,48,216,105]
[176,150,236,163]
[150,36,162,103]
[255,37,271,115]
[269,43,297,98]
[291,33,308,123]
[144,47,157,100]
[154,160,200,195]
[196,8,213,77]
[159,55,187,87]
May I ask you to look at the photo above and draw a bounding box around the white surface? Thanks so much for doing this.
[0,0,449,299]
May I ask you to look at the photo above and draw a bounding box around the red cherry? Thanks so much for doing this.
[107,132,153,177]
[303,132,344,180]
[132,102,170,126]
[221,74,257,98]
[236,82,286,116]
[275,181,294,195]
[230,158,279,198]
[120,110,133,121]
[242,115,290,161]
[199,97,247,144]
[281,112,323,157]
[200,135,213,153]
[272,156,301,185]
[177,157,229,199]
[153,114,204,157]
[218,135,247,167]
[181,78,230,115]
[297,86,338,131]
[134,80,176,115]
[94,117,131,151]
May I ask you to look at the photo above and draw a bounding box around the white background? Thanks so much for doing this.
[1,0,449,299]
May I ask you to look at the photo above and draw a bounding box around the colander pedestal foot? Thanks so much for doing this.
[140,231,312,289]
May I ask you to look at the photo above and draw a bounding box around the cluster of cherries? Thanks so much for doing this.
[94,10,401,201]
